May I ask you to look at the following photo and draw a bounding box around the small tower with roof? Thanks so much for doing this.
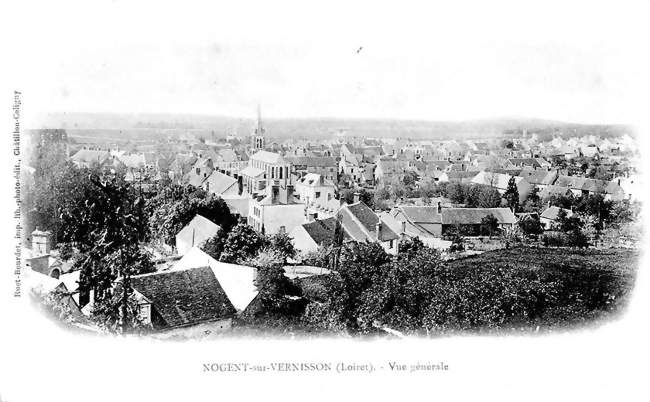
[251,104,266,153]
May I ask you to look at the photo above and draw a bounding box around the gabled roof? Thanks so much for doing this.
[518,168,558,185]
[395,206,442,224]
[250,150,287,165]
[204,171,237,195]
[337,202,399,242]
[223,198,250,216]
[176,215,221,242]
[130,266,236,328]
[441,208,517,225]
[171,247,259,311]
[300,217,351,247]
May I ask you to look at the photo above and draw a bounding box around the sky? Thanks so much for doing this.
[6,0,650,125]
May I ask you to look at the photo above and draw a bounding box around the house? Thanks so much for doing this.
[248,184,305,235]
[294,173,336,208]
[128,266,237,336]
[438,171,478,183]
[171,247,259,312]
[374,157,408,184]
[539,185,573,200]
[385,204,517,238]
[175,215,221,255]
[202,170,241,198]
[611,175,642,201]
[440,207,517,235]
[518,168,559,190]
[70,149,112,168]
[290,217,351,254]
[508,158,545,169]
[471,171,533,203]
[286,156,338,182]
[539,206,573,230]
[339,158,362,184]
[337,201,399,254]
[380,206,451,250]
[27,269,86,323]
[554,175,608,197]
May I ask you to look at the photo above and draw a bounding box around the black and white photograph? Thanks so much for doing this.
[1,1,649,401]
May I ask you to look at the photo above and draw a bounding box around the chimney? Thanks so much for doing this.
[437,201,442,214]
[375,221,383,241]
[271,185,280,204]
[307,212,316,222]
[353,192,360,203]
[401,221,406,234]
[31,229,52,256]
[287,184,294,201]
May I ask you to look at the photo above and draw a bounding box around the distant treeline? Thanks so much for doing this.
[29,113,634,141]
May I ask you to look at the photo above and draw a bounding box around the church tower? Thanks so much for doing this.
[251,104,265,152]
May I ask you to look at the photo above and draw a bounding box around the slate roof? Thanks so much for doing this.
[250,150,286,165]
[204,171,237,195]
[337,202,399,242]
[440,208,517,225]
[129,266,236,329]
[301,217,351,246]
[286,156,337,167]
[172,247,259,311]
[397,206,442,224]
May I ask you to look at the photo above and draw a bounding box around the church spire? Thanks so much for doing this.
[255,104,265,136]
[252,104,266,152]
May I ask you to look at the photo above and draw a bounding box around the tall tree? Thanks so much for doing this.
[503,176,520,212]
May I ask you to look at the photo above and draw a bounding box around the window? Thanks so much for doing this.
[315,191,321,198]
[389,240,394,248]
[328,193,332,201]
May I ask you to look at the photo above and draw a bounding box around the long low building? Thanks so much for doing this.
[386,204,517,238]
